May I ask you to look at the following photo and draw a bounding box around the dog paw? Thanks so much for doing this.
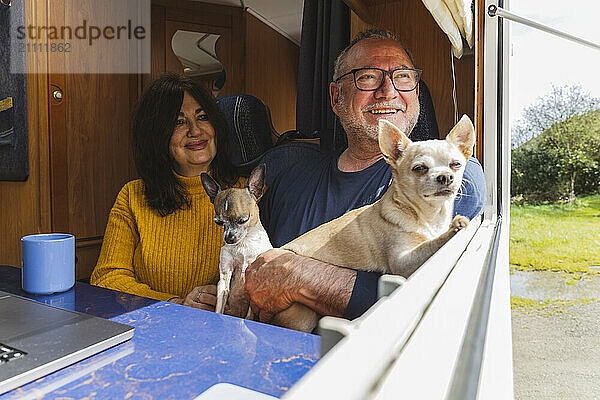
[450,215,469,232]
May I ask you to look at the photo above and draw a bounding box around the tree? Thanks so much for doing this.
[539,110,600,200]
[511,109,600,202]
[511,84,600,149]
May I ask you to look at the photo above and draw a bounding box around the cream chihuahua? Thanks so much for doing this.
[273,115,476,332]
[201,164,272,319]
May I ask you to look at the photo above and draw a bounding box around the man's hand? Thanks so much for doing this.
[170,285,218,311]
[245,248,357,322]
[245,249,302,322]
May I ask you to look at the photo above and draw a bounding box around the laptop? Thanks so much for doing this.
[0,290,134,395]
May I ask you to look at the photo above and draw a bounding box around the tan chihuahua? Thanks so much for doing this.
[274,115,476,332]
[201,164,272,319]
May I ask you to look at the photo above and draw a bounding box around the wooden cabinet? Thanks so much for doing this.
[47,74,138,238]
[46,73,139,278]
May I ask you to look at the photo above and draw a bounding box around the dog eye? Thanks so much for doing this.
[412,164,428,172]
[213,217,224,226]
[237,216,250,224]
[449,161,462,169]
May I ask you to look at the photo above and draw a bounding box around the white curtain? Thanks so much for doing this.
[420,0,473,58]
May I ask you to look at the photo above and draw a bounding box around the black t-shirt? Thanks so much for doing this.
[261,153,392,247]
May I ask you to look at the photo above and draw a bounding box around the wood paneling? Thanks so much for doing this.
[149,5,166,85]
[153,0,238,27]
[351,0,475,140]
[229,8,246,96]
[75,238,103,280]
[0,0,52,267]
[165,8,232,28]
[245,13,299,133]
[60,75,136,238]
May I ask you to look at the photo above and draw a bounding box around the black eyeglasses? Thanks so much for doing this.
[335,67,422,92]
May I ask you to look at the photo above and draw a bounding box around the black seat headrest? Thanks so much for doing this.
[411,80,440,141]
[217,94,274,175]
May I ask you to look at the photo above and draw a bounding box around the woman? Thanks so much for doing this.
[91,74,242,309]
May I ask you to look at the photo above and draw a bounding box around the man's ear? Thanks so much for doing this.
[329,82,340,117]
[446,115,476,159]
[379,119,411,164]
[247,164,266,201]
[201,173,221,204]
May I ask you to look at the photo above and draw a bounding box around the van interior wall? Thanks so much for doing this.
[350,0,475,143]
[245,13,299,134]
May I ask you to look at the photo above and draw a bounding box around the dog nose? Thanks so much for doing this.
[224,233,236,244]
[436,173,453,185]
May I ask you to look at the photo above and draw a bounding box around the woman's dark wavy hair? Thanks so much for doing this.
[132,73,238,216]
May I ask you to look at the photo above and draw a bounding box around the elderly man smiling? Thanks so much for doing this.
[245,29,486,323]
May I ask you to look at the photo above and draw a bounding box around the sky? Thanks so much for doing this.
[509,0,600,126]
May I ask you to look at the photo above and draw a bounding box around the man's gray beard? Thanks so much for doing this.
[337,93,420,146]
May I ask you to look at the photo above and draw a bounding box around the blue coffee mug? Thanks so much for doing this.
[21,233,75,294]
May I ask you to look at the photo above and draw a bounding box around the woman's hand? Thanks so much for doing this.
[170,285,218,311]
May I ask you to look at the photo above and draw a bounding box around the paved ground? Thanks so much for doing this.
[511,271,600,399]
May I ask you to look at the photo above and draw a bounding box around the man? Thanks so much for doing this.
[245,29,486,323]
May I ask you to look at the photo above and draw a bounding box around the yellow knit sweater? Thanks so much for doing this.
[90,174,244,301]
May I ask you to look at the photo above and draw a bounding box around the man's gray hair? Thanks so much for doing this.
[332,28,416,81]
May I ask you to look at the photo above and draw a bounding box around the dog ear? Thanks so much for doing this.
[446,115,475,159]
[247,164,266,201]
[378,119,411,163]
[201,173,221,204]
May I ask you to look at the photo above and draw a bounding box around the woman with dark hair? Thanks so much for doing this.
[91,74,241,309]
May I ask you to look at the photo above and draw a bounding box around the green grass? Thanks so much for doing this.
[510,194,600,274]
[511,296,599,317]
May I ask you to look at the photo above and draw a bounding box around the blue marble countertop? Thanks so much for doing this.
[0,266,319,399]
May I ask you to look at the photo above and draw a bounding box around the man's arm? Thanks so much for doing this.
[245,248,357,321]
